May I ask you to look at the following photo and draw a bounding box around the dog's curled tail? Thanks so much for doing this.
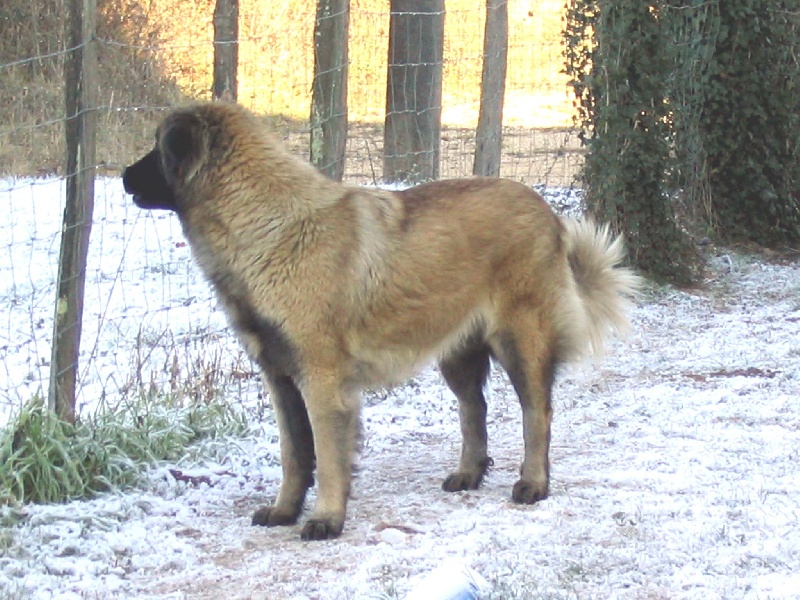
[558,217,642,363]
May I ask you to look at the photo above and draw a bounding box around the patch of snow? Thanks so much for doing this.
[0,177,798,598]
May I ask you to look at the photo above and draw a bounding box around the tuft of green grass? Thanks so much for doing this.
[0,398,128,504]
[0,393,249,506]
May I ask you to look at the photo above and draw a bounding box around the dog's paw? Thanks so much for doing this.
[442,471,483,492]
[441,457,493,492]
[511,479,548,504]
[300,517,344,541]
[251,505,299,527]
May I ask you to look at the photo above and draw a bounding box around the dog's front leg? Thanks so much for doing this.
[252,375,315,527]
[300,374,361,541]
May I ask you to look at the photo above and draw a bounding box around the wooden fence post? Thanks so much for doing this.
[213,0,239,100]
[310,0,350,181]
[474,0,508,177]
[49,0,97,423]
[384,0,445,184]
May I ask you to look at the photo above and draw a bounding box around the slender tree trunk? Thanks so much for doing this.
[50,0,97,423]
[474,0,508,177]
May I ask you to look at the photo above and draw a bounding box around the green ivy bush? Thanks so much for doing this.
[565,0,698,284]
[565,0,800,282]
[676,0,800,246]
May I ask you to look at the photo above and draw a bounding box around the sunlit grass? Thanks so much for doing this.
[149,0,572,126]
[0,0,577,177]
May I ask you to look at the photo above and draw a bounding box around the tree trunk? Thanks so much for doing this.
[310,0,350,181]
[384,0,445,184]
[50,0,97,423]
[474,0,508,177]
[213,0,239,100]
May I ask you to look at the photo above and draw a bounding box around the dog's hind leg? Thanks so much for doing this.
[490,315,557,504]
[440,341,493,492]
[252,375,315,527]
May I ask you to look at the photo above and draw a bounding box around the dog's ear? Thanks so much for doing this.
[159,113,207,184]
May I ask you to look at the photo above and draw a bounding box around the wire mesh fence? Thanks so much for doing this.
[0,0,582,423]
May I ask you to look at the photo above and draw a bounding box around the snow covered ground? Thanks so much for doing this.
[1,178,799,599]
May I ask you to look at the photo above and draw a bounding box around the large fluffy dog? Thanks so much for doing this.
[122,101,639,541]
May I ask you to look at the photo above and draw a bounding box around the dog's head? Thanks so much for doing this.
[122,108,210,212]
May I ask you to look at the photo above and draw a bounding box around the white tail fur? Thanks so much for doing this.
[559,217,642,361]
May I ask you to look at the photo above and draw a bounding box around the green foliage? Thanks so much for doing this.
[566,0,800,259]
[565,0,698,284]
[673,0,800,246]
[0,395,249,505]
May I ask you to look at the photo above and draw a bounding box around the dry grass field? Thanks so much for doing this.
[0,0,581,185]
[186,0,573,125]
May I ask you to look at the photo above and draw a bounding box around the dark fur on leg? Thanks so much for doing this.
[440,340,494,492]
